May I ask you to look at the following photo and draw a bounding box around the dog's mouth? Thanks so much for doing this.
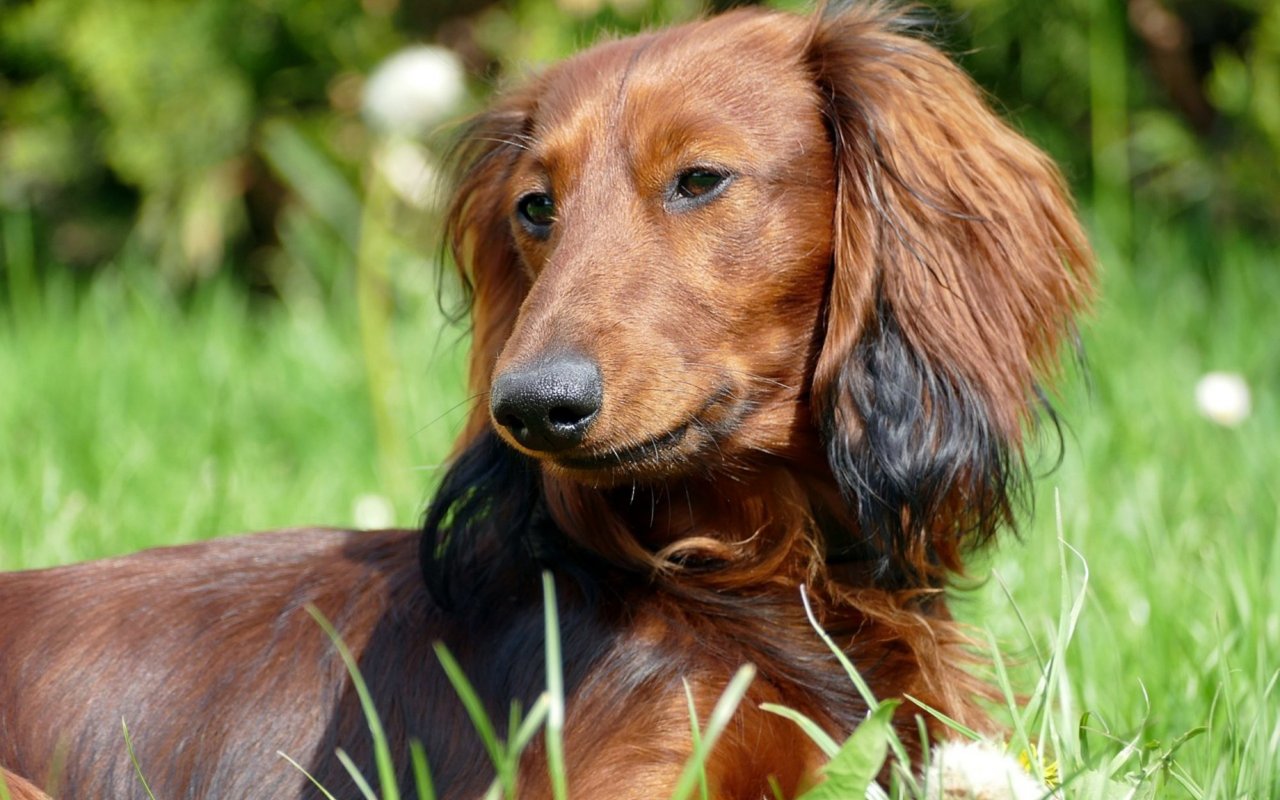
[557,419,694,471]
[552,385,741,476]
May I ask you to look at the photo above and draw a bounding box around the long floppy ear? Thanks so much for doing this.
[423,89,547,607]
[805,6,1094,589]
[444,89,538,449]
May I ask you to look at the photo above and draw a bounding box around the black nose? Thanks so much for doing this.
[490,353,603,453]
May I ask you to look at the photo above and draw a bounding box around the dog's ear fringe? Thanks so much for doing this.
[822,298,1025,587]
[421,430,626,612]
[806,4,1094,587]
[442,95,538,450]
[420,429,542,610]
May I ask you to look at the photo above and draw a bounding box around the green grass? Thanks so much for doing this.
[1,219,1277,796]
[0,263,467,568]
[965,223,1280,796]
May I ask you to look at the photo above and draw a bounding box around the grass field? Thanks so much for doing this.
[1,217,1276,796]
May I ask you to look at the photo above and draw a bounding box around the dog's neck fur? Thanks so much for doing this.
[421,428,989,751]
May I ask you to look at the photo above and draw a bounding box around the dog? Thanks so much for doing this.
[0,3,1092,797]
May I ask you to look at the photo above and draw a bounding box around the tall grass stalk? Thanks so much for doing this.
[357,153,411,502]
[306,606,401,800]
[1,209,38,329]
[1089,0,1131,256]
[541,572,570,800]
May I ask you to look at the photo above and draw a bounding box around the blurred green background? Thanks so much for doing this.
[1,0,1278,795]
[2,0,1278,284]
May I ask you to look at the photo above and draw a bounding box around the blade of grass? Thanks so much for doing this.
[121,719,159,800]
[900,694,982,742]
[767,775,785,800]
[307,605,400,800]
[409,739,437,800]
[799,587,910,767]
[1042,534,1090,760]
[799,587,877,709]
[541,572,569,800]
[795,700,900,800]
[667,664,756,800]
[993,568,1046,671]
[279,751,340,800]
[985,629,1039,782]
[511,694,552,755]
[434,642,515,795]
[759,703,840,758]
[337,748,381,800]
[682,679,710,800]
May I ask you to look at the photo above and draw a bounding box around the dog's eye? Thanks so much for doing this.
[670,169,732,210]
[517,193,556,235]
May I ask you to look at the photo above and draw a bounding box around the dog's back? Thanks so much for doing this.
[0,530,460,798]
[0,529,840,798]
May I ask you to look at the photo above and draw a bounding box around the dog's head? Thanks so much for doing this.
[437,5,1092,589]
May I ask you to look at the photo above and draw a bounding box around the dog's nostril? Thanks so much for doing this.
[489,353,603,453]
[495,412,527,433]
[548,405,592,428]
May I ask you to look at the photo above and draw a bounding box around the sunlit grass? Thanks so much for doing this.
[0,262,467,568]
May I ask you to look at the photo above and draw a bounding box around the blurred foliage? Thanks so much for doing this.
[1,0,1278,293]
[930,0,1280,248]
[1,0,405,286]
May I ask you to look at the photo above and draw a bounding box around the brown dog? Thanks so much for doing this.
[0,4,1091,798]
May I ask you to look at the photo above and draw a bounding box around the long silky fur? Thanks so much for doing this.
[806,3,1092,588]
[821,294,1022,589]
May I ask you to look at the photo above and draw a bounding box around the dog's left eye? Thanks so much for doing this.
[516,193,556,236]
[669,169,732,209]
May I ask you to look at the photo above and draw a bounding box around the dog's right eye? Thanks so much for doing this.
[517,193,556,236]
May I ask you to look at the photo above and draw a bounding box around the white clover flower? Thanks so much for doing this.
[1195,371,1252,427]
[362,45,465,137]
[923,740,1050,800]
[353,493,396,530]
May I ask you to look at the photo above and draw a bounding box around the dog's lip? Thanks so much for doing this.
[555,385,734,472]
[557,419,694,470]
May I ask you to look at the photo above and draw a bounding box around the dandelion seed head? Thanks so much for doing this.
[924,740,1049,800]
[1195,371,1251,427]
[363,46,465,137]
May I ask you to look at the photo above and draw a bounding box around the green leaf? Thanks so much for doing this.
[795,701,899,800]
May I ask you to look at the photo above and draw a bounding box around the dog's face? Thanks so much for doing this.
[447,6,1092,584]
[486,14,831,482]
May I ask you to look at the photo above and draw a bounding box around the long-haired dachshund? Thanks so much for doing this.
[0,4,1092,797]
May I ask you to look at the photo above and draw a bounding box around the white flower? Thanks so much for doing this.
[923,740,1049,800]
[1195,371,1252,427]
[353,493,396,530]
[362,46,465,136]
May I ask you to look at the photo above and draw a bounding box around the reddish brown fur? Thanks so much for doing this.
[1,768,50,800]
[0,5,1091,798]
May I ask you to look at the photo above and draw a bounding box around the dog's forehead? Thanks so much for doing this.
[528,11,814,165]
